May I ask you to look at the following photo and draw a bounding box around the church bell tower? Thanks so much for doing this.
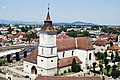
[37,5,58,76]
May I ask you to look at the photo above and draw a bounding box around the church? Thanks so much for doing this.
[23,7,96,76]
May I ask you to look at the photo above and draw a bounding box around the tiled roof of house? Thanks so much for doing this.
[107,45,120,50]
[77,37,93,50]
[94,40,108,46]
[35,76,102,80]
[0,38,7,42]
[59,56,82,68]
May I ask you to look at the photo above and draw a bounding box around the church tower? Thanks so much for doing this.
[37,6,58,76]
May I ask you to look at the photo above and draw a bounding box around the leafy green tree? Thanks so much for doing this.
[104,59,108,68]
[7,27,13,34]
[71,58,81,72]
[112,59,116,65]
[99,64,103,72]
[104,52,107,59]
[106,65,111,73]
[112,65,117,71]
[111,70,120,79]
[111,53,114,60]
[95,52,104,60]
[92,62,97,71]
[83,31,90,37]
[110,41,113,46]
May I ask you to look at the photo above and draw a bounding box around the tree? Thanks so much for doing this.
[110,41,113,46]
[112,59,116,65]
[111,53,114,60]
[104,59,108,68]
[112,65,117,71]
[7,27,13,34]
[92,62,97,71]
[111,70,120,79]
[95,52,104,60]
[106,65,111,73]
[115,51,118,58]
[82,31,90,37]
[71,58,81,72]
[99,64,103,72]
[104,52,107,59]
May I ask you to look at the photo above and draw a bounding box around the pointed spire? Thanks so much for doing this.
[45,3,51,21]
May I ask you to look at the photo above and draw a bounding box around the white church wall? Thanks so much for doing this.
[75,49,87,69]
[59,66,71,74]
[37,56,58,69]
[23,61,37,74]
[37,67,57,76]
[58,49,76,59]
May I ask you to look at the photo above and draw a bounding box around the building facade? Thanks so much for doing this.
[23,7,96,76]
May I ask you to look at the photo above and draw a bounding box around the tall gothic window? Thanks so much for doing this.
[89,53,91,60]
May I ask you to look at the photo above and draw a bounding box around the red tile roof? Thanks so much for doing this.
[57,38,76,51]
[59,56,82,68]
[24,48,38,64]
[107,45,120,50]
[0,38,7,42]
[36,76,102,80]
[94,40,108,46]
[77,37,93,50]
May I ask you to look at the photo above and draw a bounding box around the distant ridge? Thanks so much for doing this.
[0,19,97,26]
[0,19,41,25]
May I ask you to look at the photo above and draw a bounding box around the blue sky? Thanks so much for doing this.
[0,0,120,25]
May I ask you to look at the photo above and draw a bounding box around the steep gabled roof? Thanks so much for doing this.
[77,37,93,50]
[59,56,82,68]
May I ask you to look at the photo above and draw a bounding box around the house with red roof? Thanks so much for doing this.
[23,7,96,76]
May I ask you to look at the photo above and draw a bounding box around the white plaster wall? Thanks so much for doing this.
[37,56,57,69]
[59,66,71,74]
[37,67,57,76]
[75,49,87,69]
[23,61,37,74]
[58,49,76,59]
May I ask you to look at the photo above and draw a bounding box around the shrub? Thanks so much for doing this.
[68,69,71,72]
[64,70,67,74]
[60,73,63,75]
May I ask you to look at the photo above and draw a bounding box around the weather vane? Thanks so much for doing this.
[48,3,49,10]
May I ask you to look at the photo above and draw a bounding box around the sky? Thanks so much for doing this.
[0,0,120,25]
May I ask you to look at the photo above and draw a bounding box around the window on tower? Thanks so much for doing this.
[42,48,44,54]
[51,48,53,54]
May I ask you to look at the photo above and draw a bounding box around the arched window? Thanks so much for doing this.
[89,53,91,60]
[31,66,37,74]
[63,52,65,58]
[72,51,74,56]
